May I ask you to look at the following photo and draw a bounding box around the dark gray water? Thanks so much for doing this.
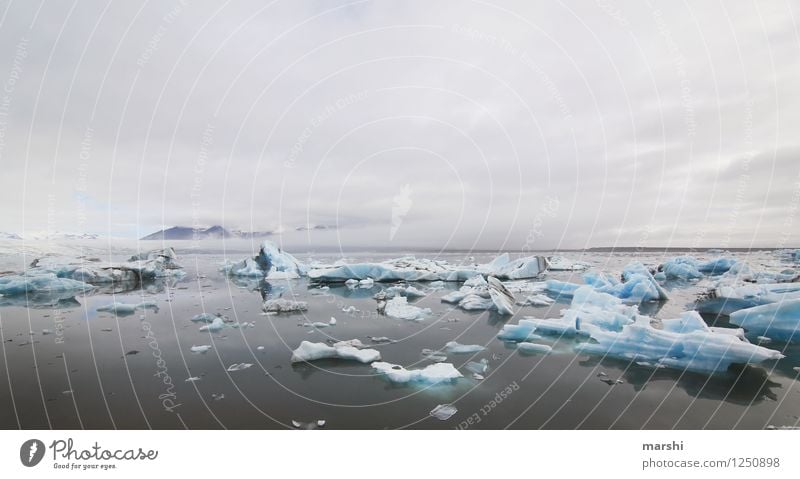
[1,249,799,430]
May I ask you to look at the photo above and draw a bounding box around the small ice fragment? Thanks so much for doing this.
[444,341,485,354]
[517,343,552,354]
[191,313,219,323]
[466,359,489,375]
[292,419,326,430]
[430,404,458,420]
[370,336,393,343]
[329,317,337,325]
[199,317,226,332]
[97,301,159,316]
[757,336,772,343]
[41,329,52,335]
[421,349,448,362]
[212,393,225,401]
[185,376,201,382]
[226,363,253,372]
[310,321,329,328]
[263,298,308,313]
[342,305,358,313]
[190,345,212,353]
[257,346,265,351]
[472,373,485,380]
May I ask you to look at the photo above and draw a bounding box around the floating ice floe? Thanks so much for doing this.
[0,273,95,296]
[290,339,381,363]
[221,240,307,278]
[191,313,221,323]
[384,296,431,321]
[96,301,159,316]
[421,349,448,362]
[466,359,489,376]
[27,247,186,285]
[226,363,253,372]
[517,294,555,306]
[371,361,462,384]
[499,287,639,340]
[517,343,552,354]
[383,284,426,299]
[547,256,589,271]
[190,345,212,353]
[545,262,667,303]
[578,310,784,373]
[441,275,517,314]
[262,298,308,313]
[444,341,485,354]
[199,317,226,332]
[430,404,458,420]
[729,298,800,342]
[696,280,800,316]
[657,256,738,280]
[308,253,547,283]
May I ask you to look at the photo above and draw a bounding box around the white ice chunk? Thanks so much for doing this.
[444,341,485,354]
[547,256,589,271]
[190,345,212,353]
[290,340,381,363]
[226,363,253,372]
[262,298,308,313]
[372,361,462,384]
[384,296,431,321]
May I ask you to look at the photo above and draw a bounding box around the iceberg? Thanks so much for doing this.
[730,299,800,342]
[96,301,159,316]
[697,282,800,315]
[308,254,547,283]
[384,296,431,320]
[0,273,94,296]
[191,313,220,323]
[383,285,426,299]
[444,341,485,354]
[578,311,784,373]
[545,262,667,303]
[262,298,308,313]
[483,254,548,280]
[290,339,381,363]
[487,276,515,315]
[659,256,703,280]
[222,240,307,278]
[371,361,462,384]
[466,359,489,375]
[498,287,637,340]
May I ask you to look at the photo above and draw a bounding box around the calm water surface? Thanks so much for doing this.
[1,247,798,429]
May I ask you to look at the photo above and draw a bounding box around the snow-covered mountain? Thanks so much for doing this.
[141,226,276,240]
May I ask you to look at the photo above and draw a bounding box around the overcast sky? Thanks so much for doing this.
[0,0,798,250]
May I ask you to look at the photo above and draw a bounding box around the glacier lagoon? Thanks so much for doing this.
[0,241,799,430]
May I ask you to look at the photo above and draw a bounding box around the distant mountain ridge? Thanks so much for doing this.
[140,225,275,240]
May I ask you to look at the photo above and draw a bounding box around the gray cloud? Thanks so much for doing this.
[0,0,798,249]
